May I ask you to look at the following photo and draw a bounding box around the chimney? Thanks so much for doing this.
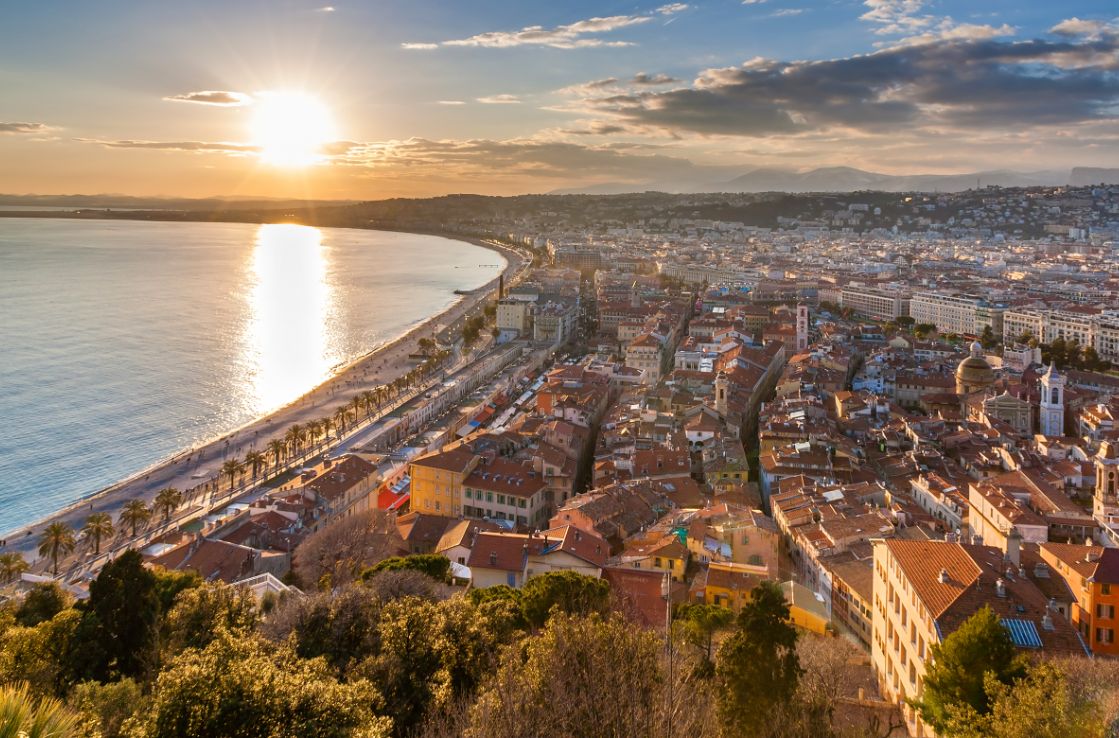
[489,551,497,565]
[1006,529,1021,566]
[938,568,949,584]
[1041,613,1055,631]
[995,578,1007,598]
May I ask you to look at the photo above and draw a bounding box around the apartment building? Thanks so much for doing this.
[839,286,911,322]
[1002,309,1119,362]
[408,446,480,518]
[909,292,1004,337]
[1039,543,1119,656]
[871,539,1086,736]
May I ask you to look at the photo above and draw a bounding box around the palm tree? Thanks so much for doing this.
[320,417,334,441]
[38,522,76,577]
[154,487,183,524]
[285,424,304,459]
[334,406,350,434]
[266,438,286,471]
[119,499,152,537]
[0,553,28,584]
[81,513,114,556]
[243,450,266,480]
[306,420,322,448]
[350,395,364,419]
[221,458,242,491]
[360,390,376,418]
[0,682,79,738]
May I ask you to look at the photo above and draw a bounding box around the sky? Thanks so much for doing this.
[2,0,1118,199]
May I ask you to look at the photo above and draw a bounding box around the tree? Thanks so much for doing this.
[80,513,113,556]
[942,661,1102,738]
[118,500,151,538]
[293,510,402,590]
[266,438,286,470]
[519,571,611,629]
[38,523,76,577]
[153,488,182,524]
[131,631,390,738]
[0,609,84,699]
[0,552,28,583]
[263,584,386,675]
[716,581,801,737]
[16,583,71,627]
[162,583,259,656]
[69,678,142,738]
[220,458,242,492]
[364,554,451,584]
[0,682,78,738]
[674,602,734,670]
[150,567,203,616]
[896,316,915,330]
[467,613,670,738]
[243,450,266,480]
[83,550,161,682]
[980,325,998,350]
[914,606,1026,734]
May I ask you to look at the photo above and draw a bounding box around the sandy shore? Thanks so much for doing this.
[3,234,529,561]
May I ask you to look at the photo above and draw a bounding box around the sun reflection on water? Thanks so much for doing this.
[246,223,334,413]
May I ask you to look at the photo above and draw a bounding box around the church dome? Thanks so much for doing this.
[956,347,995,394]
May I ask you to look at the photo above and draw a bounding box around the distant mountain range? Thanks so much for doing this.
[549,166,1119,195]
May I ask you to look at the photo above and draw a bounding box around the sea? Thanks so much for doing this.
[0,218,505,533]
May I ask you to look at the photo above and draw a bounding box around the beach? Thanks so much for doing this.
[3,234,529,565]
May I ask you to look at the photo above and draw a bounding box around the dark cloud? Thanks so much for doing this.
[0,122,50,134]
[336,137,734,184]
[587,33,1119,136]
[632,72,679,85]
[163,91,252,106]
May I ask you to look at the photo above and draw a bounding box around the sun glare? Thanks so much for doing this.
[250,91,336,167]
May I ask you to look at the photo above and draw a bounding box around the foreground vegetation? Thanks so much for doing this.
[0,550,1117,737]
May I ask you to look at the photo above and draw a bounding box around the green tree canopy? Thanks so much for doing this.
[915,606,1026,733]
[15,583,72,628]
[131,630,390,738]
[715,581,801,737]
[83,550,161,682]
[363,554,451,584]
[519,571,611,629]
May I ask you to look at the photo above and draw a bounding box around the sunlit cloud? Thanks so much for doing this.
[163,90,253,106]
[437,100,467,105]
[403,5,688,50]
[477,94,521,104]
[316,5,335,12]
[76,138,259,153]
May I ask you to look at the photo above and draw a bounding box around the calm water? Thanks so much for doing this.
[0,219,504,532]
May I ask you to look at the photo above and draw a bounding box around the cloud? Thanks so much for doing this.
[0,122,51,134]
[584,33,1119,136]
[1050,17,1116,39]
[769,8,804,17]
[476,94,521,104]
[77,138,259,153]
[401,42,439,50]
[333,137,732,186]
[742,0,767,4]
[860,0,932,34]
[316,5,335,11]
[896,21,1015,46]
[633,72,679,85]
[437,100,466,105]
[163,90,253,106]
[560,121,632,136]
[404,5,687,50]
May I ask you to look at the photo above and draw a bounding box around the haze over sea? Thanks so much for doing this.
[0,219,503,533]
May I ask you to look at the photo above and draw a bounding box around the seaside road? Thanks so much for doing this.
[5,238,531,573]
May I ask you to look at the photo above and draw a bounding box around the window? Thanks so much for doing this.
[1097,604,1115,620]
[486,492,493,502]
[497,494,506,505]
[519,499,526,508]
[1103,584,1112,595]
[464,489,472,499]
[655,558,663,568]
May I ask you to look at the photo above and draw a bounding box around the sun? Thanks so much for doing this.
[250,91,336,167]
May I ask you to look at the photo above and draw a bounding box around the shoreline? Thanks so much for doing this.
[1,226,528,555]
